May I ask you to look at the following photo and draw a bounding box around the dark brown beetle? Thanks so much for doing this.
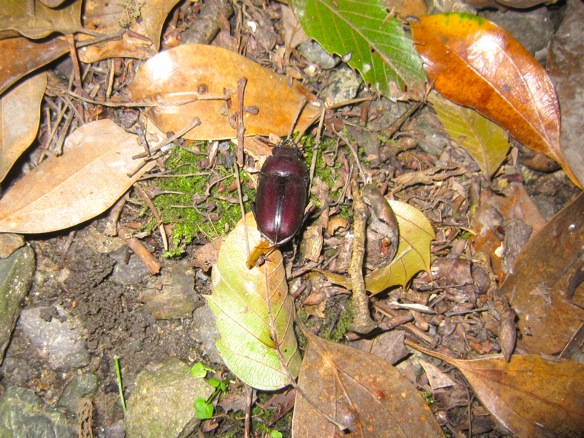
[253,143,309,246]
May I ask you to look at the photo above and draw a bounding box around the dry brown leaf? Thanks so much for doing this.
[128,44,321,140]
[0,36,68,95]
[0,72,47,182]
[78,0,181,62]
[0,119,155,234]
[409,342,584,437]
[411,13,582,189]
[0,0,82,39]
[500,192,584,355]
[292,330,444,436]
[470,183,546,281]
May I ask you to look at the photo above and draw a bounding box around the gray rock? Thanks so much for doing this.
[110,249,151,286]
[297,40,338,69]
[0,245,35,366]
[321,66,362,106]
[18,305,91,371]
[124,358,214,438]
[57,372,101,414]
[482,8,553,62]
[141,260,199,320]
[192,302,222,364]
[0,386,76,438]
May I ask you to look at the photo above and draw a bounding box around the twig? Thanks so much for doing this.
[348,178,377,334]
[236,77,247,166]
[118,228,162,274]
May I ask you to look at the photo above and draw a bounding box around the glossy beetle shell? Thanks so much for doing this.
[253,146,308,245]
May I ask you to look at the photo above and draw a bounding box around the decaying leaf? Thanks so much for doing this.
[428,91,509,178]
[500,192,584,355]
[78,0,181,62]
[0,36,68,95]
[292,330,444,436]
[365,200,434,294]
[128,44,320,140]
[0,72,46,182]
[409,342,584,437]
[0,0,83,39]
[208,213,301,391]
[0,119,155,233]
[290,0,426,100]
[411,13,582,189]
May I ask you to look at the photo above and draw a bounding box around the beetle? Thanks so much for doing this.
[253,142,309,246]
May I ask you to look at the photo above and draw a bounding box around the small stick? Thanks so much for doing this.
[118,228,162,274]
[236,77,247,166]
[348,178,377,334]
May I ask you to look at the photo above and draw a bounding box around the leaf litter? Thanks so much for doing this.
[0,0,582,436]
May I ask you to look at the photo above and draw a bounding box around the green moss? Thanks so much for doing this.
[151,145,253,257]
[325,300,354,342]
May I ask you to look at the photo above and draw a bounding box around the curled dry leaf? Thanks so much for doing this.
[78,0,181,62]
[365,200,435,294]
[208,213,301,391]
[428,91,509,178]
[500,192,584,355]
[0,36,68,95]
[0,72,47,183]
[292,330,444,436]
[128,44,321,140]
[409,342,584,437]
[411,13,582,189]
[0,0,82,39]
[0,119,155,234]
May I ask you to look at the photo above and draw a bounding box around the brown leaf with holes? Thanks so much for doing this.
[409,342,584,437]
[411,13,582,189]
[292,330,443,436]
[78,0,181,62]
[500,192,584,355]
[128,44,321,140]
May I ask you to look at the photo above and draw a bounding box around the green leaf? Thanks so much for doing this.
[190,362,214,378]
[290,0,426,99]
[429,91,509,178]
[194,397,214,420]
[208,213,302,391]
[365,200,434,294]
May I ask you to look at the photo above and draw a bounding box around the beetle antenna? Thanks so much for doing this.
[288,96,307,139]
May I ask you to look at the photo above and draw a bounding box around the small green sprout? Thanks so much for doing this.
[191,362,229,420]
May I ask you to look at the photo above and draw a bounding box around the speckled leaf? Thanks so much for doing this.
[292,330,443,436]
[0,119,155,233]
[209,213,301,391]
[366,200,434,294]
[290,0,426,100]
[429,92,509,178]
[128,44,321,140]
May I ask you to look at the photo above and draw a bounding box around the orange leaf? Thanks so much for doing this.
[411,13,582,189]
[128,44,321,140]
